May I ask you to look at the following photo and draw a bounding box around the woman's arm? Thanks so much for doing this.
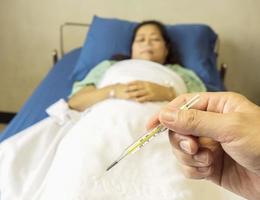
[69,81,176,111]
[68,84,130,111]
[126,81,176,103]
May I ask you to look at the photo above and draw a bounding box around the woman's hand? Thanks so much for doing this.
[125,80,176,103]
[112,83,131,100]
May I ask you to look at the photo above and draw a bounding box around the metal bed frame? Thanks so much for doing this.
[52,22,90,64]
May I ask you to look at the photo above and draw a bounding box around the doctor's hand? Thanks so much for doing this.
[126,80,176,103]
[147,92,260,200]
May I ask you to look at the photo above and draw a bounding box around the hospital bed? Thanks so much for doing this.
[0,16,226,142]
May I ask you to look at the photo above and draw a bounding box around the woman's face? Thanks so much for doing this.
[131,24,168,64]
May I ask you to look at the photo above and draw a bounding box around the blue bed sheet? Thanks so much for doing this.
[0,48,81,142]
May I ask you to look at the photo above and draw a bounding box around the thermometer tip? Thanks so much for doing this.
[106,160,118,172]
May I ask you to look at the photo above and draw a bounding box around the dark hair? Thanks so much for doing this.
[111,20,181,65]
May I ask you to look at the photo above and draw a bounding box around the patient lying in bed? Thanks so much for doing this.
[0,21,243,200]
[68,20,205,111]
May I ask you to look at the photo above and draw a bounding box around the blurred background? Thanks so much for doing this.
[0,0,259,118]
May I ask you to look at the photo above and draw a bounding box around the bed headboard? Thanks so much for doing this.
[53,20,222,60]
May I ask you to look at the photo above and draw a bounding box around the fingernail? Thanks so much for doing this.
[161,110,177,122]
[179,140,191,154]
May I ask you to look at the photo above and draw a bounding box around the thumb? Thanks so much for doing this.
[159,108,231,142]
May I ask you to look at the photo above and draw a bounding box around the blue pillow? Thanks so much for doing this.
[72,16,224,91]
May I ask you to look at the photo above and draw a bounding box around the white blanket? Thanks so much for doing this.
[97,59,187,95]
[0,60,244,200]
